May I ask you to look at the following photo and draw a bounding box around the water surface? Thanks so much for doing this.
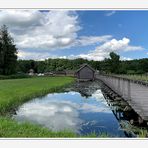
[13,81,143,137]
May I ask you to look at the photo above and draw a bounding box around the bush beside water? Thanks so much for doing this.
[0,74,31,80]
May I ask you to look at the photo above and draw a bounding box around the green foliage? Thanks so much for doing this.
[17,60,37,73]
[120,120,148,138]
[16,52,148,75]
[81,131,109,138]
[17,58,95,74]
[109,52,120,74]
[0,74,31,80]
[0,25,18,75]
[0,76,74,114]
[127,70,136,75]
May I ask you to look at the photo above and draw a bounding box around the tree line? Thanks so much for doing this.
[17,54,148,75]
[0,25,148,76]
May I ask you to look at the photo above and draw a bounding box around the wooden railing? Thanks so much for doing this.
[97,74,132,101]
[97,74,148,120]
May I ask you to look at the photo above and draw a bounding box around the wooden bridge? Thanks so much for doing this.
[97,74,148,121]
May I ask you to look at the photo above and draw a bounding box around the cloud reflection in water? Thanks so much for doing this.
[14,89,112,133]
[14,100,83,132]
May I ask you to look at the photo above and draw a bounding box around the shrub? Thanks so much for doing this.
[0,74,31,80]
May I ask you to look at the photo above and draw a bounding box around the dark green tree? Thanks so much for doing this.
[0,32,3,74]
[0,25,18,75]
[109,52,120,74]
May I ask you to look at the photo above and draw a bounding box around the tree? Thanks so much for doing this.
[0,25,18,75]
[0,32,3,74]
[100,58,111,74]
[109,52,120,74]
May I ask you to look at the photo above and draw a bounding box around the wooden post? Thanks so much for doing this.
[118,77,120,94]
[127,79,131,101]
[122,78,125,98]
[115,78,117,92]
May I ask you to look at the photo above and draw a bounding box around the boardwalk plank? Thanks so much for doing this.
[97,75,148,121]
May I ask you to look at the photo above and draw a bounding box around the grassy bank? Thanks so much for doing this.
[0,76,74,114]
[0,117,77,137]
[0,117,109,138]
[0,74,31,80]
[0,76,78,137]
[0,76,110,138]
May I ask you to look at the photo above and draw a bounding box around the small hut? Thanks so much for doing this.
[75,64,95,81]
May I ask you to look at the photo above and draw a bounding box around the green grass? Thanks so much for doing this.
[0,76,78,137]
[0,74,31,80]
[0,117,109,138]
[116,74,148,82]
[80,131,109,138]
[0,117,77,138]
[0,76,74,114]
[0,76,110,138]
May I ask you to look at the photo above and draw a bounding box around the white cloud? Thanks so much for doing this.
[0,10,81,50]
[36,37,143,61]
[16,34,112,60]
[75,37,144,61]
[0,10,144,61]
[17,50,68,60]
[17,51,52,60]
[94,37,143,52]
[75,35,112,46]
[46,37,143,61]
[0,10,43,28]
[121,56,132,61]
[105,11,116,16]
[0,10,115,60]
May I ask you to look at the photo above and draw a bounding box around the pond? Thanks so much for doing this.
[13,80,146,137]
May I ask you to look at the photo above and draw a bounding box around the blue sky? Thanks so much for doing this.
[52,10,148,60]
[0,10,147,60]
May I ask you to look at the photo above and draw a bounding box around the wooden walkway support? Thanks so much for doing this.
[97,74,148,121]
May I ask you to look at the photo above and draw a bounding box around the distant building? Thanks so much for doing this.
[44,72,53,76]
[65,70,75,76]
[75,64,95,81]
[53,71,66,76]
[28,69,34,76]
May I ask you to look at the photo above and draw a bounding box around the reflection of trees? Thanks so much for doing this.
[78,91,91,98]
[68,80,148,137]
[101,84,148,137]
[70,81,101,98]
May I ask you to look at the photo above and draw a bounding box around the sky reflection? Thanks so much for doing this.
[13,86,125,136]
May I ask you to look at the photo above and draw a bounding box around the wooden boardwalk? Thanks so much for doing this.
[97,74,148,121]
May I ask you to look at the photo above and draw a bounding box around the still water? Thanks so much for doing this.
[13,81,143,137]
